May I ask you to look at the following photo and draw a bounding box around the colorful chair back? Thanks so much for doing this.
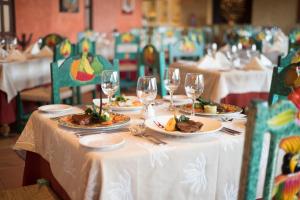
[159,27,181,51]
[239,100,300,200]
[138,44,167,97]
[53,39,76,62]
[188,28,206,45]
[51,54,119,104]
[269,49,300,105]
[114,32,140,60]
[169,37,204,63]
[77,30,98,41]
[41,33,64,49]
[289,28,300,51]
[76,38,96,55]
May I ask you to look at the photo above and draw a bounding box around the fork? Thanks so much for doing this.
[220,127,241,135]
[153,120,165,129]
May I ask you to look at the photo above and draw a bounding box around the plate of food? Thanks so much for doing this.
[145,115,222,137]
[93,95,143,111]
[57,107,130,130]
[179,97,242,116]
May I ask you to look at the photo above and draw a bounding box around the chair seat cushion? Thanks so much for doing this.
[80,85,96,93]
[21,86,72,102]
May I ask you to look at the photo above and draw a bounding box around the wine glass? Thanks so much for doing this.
[164,68,180,111]
[136,76,157,118]
[101,70,119,112]
[184,73,204,116]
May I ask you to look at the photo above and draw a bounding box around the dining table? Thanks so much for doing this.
[0,56,52,125]
[14,100,274,200]
[170,60,273,108]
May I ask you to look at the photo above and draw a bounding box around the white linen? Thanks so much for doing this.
[197,52,231,70]
[0,57,52,102]
[172,61,273,103]
[15,104,247,200]
[243,55,272,71]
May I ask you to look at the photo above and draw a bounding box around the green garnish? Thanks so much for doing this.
[196,97,216,107]
[176,115,190,122]
[115,95,127,102]
[84,106,111,122]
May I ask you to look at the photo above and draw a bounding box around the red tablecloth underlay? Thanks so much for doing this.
[220,92,269,108]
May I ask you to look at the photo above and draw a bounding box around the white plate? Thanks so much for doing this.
[38,104,73,113]
[163,95,190,102]
[145,115,222,137]
[93,96,143,111]
[79,134,125,150]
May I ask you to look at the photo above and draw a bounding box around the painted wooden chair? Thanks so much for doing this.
[77,30,98,41]
[51,54,119,104]
[289,28,300,51]
[188,28,206,45]
[168,37,204,63]
[76,38,96,55]
[159,27,182,51]
[53,39,76,62]
[268,51,300,105]
[40,33,64,50]
[138,44,167,97]
[114,32,140,89]
[239,99,300,200]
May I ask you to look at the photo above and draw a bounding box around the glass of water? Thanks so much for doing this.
[184,73,204,116]
[164,68,180,111]
[137,76,157,117]
[101,70,119,112]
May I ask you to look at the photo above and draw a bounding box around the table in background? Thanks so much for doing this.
[0,57,52,125]
[171,62,272,108]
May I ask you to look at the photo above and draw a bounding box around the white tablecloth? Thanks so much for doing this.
[171,61,273,103]
[15,103,248,200]
[0,57,52,102]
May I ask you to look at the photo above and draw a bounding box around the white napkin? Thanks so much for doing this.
[197,52,230,70]
[35,46,53,58]
[6,49,26,62]
[262,30,288,56]
[243,57,269,71]
[260,54,273,68]
[0,48,8,60]
[25,42,40,55]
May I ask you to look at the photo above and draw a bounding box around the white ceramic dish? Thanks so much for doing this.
[163,95,190,102]
[38,104,73,113]
[93,96,143,111]
[79,134,125,150]
[145,115,222,137]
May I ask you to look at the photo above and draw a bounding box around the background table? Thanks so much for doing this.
[15,104,248,200]
[171,62,272,108]
[0,57,51,124]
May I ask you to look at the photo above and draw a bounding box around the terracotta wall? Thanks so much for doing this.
[93,0,142,33]
[15,0,85,43]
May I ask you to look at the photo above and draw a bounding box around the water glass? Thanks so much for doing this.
[164,68,180,111]
[184,73,204,116]
[137,76,157,117]
[101,70,119,112]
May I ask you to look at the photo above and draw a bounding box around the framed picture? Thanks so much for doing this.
[60,0,79,13]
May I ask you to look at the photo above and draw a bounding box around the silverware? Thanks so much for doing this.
[220,127,241,135]
[153,120,165,129]
[75,128,129,137]
[220,117,234,122]
[129,127,167,145]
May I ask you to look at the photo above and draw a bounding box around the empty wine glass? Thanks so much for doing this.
[184,73,204,116]
[101,70,119,112]
[164,68,180,111]
[137,76,157,118]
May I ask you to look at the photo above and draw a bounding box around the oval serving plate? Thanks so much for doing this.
[57,113,130,130]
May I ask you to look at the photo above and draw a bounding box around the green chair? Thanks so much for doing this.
[138,44,167,97]
[239,99,300,200]
[188,28,206,45]
[268,51,300,105]
[169,37,204,63]
[289,28,300,51]
[40,33,64,50]
[76,38,96,55]
[53,39,76,62]
[114,32,140,89]
[51,54,119,104]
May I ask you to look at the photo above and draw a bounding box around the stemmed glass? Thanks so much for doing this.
[164,68,180,111]
[101,70,119,112]
[184,73,204,116]
[136,76,157,118]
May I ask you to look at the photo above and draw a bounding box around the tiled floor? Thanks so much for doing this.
[0,134,24,190]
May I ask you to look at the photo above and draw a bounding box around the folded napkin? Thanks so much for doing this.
[260,54,273,68]
[197,52,231,70]
[6,50,26,62]
[243,56,269,71]
[24,42,40,55]
[262,30,288,56]
[0,48,8,60]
